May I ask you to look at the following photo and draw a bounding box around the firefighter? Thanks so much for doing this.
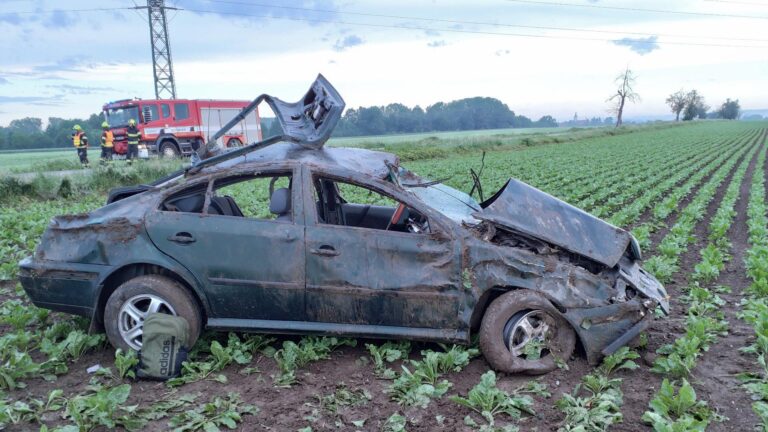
[71,124,89,168]
[100,121,114,165]
[126,119,140,165]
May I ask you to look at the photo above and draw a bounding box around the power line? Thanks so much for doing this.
[179,7,768,49]
[3,6,137,15]
[2,4,767,48]
[184,0,768,43]
[505,0,768,19]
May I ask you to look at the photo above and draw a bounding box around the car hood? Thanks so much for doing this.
[474,178,633,268]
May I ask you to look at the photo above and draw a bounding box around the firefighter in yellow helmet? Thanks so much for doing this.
[100,121,114,165]
[71,124,89,168]
[126,119,141,165]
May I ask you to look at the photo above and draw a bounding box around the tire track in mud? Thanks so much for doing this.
[696,129,767,431]
[616,134,763,431]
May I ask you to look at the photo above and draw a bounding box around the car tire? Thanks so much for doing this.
[160,141,180,158]
[479,290,575,375]
[103,275,201,352]
[227,138,243,148]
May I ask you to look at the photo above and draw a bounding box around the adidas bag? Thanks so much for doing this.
[136,313,189,380]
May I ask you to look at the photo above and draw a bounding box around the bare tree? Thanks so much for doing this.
[607,67,640,127]
[666,90,687,121]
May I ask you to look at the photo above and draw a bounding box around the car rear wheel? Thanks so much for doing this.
[479,290,575,375]
[104,275,201,352]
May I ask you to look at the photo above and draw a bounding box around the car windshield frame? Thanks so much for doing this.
[105,106,140,128]
[402,180,482,225]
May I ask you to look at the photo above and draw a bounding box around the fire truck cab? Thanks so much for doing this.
[102,99,262,158]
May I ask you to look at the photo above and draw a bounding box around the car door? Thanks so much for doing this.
[145,168,305,321]
[302,167,463,330]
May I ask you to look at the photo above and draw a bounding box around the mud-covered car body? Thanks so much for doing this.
[19,76,668,365]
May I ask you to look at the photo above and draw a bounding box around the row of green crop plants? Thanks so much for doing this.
[639,131,766,430]
[553,131,763,431]
[736,131,768,429]
[643,132,761,282]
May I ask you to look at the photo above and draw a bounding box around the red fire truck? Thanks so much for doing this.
[102,98,262,158]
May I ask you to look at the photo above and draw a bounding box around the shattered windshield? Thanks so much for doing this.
[401,173,482,224]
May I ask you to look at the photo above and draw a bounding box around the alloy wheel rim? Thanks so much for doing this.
[503,309,554,359]
[118,294,176,350]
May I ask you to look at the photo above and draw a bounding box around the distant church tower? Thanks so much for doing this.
[573,112,578,122]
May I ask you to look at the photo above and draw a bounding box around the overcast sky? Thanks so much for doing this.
[0,0,766,126]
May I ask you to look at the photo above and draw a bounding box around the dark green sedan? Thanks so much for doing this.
[19,76,668,374]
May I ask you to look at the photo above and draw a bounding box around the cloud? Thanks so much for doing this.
[0,95,66,106]
[333,34,364,51]
[0,13,23,25]
[427,40,447,48]
[33,56,91,73]
[183,0,339,24]
[612,36,660,55]
[495,49,511,56]
[43,10,78,28]
[46,84,116,95]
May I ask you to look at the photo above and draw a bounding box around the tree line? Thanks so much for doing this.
[0,113,107,151]
[332,97,558,137]
[1,96,558,151]
[665,90,741,121]
[607,68,742,127]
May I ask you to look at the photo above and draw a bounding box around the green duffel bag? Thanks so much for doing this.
[136,313,189,380]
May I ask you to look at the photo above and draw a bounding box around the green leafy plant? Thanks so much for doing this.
[64,384,148,432]
[168,393,258,432]
[273,337,356,387]
[114,349,139,380]
[450,371,534,428]
[317,383,371,414]
[641,379,722,431]
[557,347,639,431]
[0,299,49,330]
[169,333,275,387]
[366,341,411,379]
[389,344,479,407]
[383,412,407,432]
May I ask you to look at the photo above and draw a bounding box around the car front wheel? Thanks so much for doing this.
[103,275,201,352]
[479,290,575,375]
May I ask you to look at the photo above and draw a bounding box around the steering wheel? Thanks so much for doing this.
[386,203,408,231]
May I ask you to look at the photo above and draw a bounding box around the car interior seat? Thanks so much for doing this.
[270,188,292,221]
[209,196,244,217]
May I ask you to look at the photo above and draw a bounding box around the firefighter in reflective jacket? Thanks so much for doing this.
[71,125,89,168]
[100,121,114,165]
[126,119,140,165]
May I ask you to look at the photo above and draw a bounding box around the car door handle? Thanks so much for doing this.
[168,232,196,244]
[310,245,339,257]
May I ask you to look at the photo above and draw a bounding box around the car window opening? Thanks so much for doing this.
[161,173,293,221]
[313,176,430,234]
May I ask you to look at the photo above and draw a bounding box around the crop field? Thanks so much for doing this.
[1,120,768,431]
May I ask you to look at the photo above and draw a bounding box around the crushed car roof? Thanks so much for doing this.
[196,142,399,179]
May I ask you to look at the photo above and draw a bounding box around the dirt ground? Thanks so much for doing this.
[4,137,768,432]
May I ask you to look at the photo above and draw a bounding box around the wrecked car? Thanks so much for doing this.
[19,75,669,374]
